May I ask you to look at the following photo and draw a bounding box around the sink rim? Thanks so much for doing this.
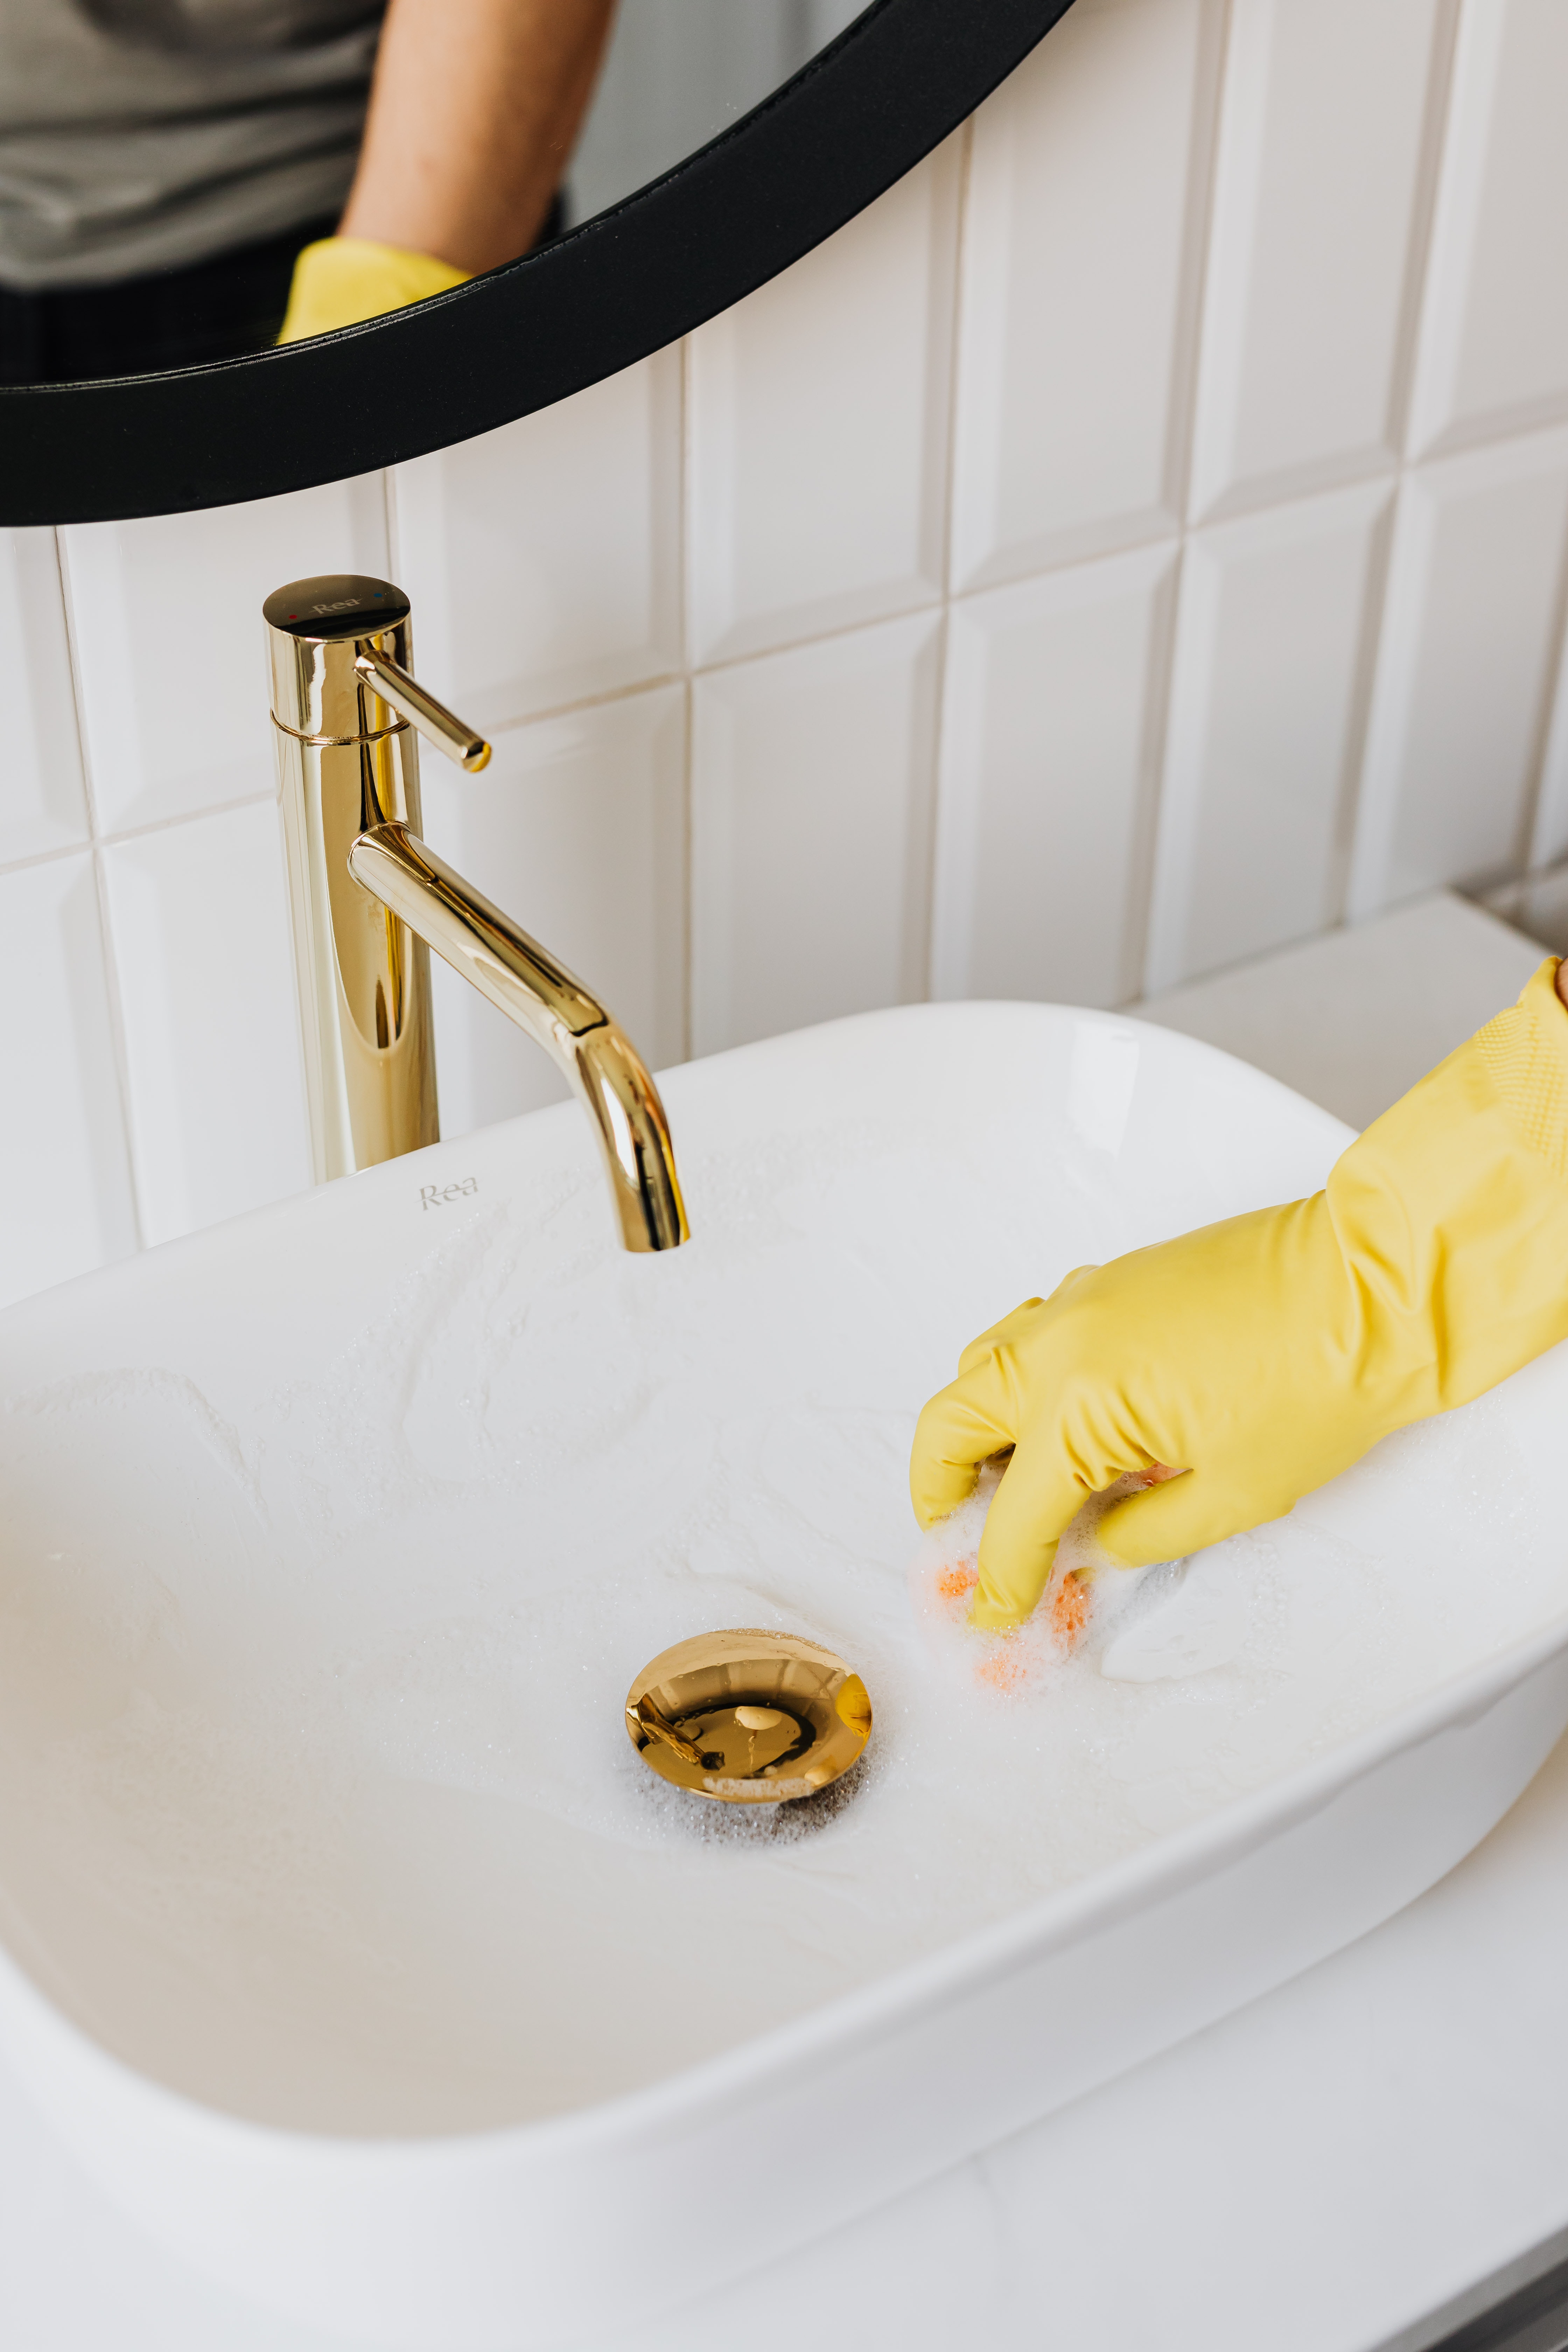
[1,1000,1561,2166]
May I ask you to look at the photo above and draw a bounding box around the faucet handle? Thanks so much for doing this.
[354,647,491,772]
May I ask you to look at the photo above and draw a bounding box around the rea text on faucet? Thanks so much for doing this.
[421,1178,479,1208]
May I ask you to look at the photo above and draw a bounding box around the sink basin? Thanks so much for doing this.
[3,1001,1567,2348]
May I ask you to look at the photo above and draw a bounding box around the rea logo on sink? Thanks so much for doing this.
[420,1178,479,1209]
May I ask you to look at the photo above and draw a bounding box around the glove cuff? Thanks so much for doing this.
[277,239,470,344]
[1476,957,1568,1182]
[1325,953,1568,1415]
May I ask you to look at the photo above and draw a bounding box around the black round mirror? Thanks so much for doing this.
[0,0,1072,526]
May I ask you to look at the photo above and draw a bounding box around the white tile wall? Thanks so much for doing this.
[1407,0,1568,459]
[691,614,941,1053]
[687,142,959,665]
[1186,0,1450,520]
[1147,479,1394,988]
[100,803,310,1248]
[1348,426,1568,916]
[0,856,136,1303]
[8,0,1568,1304]
[931,541,1177,1009]
[949,0,1226,588]
[0,531,89,865]
[392,356,682,732]
[60,478,388,832]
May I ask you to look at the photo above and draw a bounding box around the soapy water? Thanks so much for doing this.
[2,1120,1567,2131]
[911,1465,1174,1698]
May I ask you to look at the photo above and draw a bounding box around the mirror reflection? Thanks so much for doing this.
[0,0,866,387]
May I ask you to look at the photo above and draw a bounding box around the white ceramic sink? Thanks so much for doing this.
[3,1001,1567,2350]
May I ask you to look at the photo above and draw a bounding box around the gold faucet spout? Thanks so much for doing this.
[348,822,688,1253]
[265,572,690,1253]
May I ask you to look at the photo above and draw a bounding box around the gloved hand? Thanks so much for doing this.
[911,958,1568,1631]
[276,238,470,343]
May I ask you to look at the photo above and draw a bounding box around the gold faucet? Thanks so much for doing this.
[264,574,688,1252]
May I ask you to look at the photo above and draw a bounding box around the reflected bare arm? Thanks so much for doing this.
[339,0,617,275]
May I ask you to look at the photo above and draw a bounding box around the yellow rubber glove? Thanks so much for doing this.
[276,238,470,343]
[912,958,1568,1631]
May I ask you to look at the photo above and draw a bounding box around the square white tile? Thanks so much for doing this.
[950,0,1226,588]
[393,355,683,733]
[686,140,959,665]
[931,541,1178,1010]
[1146,478,1394,989]
[101,804,311,1247]
[0,530,90,869]
[1407,0,1568,458]
[691,612,941,1055]
[1187,0,1446,519]
[0,854,136,1307]
[1349,425,1568,916]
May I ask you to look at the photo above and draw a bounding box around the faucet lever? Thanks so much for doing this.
[354,647,491,772]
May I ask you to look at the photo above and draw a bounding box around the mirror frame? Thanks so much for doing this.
[0,0,1073,527]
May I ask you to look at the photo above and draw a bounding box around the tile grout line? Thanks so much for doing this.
[380,462,402,583]
[1128,0,1233,999]
[934,113,971,611]
[12,392,1560,886]
[52,525,148,1255]
[911,603,950,1009]
[1122,542,1187,1007]
[1512,503,1568,879]
[678,328,695,1065]
[1327,484,1404,933]
[478,666,692,740]
[0,787,283,882]
[374,421,1568,763]
[1170,0,1234,540]
[472,594,954,740]
[1328,0,1468,932]
[1335,0,1476,931]
[1385,0,1465,468]
[668,598,946,680]
[920,112,975,1005]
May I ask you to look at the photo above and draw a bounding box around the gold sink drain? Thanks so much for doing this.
[625,1629,872,1803]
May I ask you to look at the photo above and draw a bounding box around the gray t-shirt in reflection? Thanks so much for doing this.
[0,0,386,288]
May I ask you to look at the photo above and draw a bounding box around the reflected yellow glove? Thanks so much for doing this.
[912,959,1568,1631]
[276,238,470,343]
